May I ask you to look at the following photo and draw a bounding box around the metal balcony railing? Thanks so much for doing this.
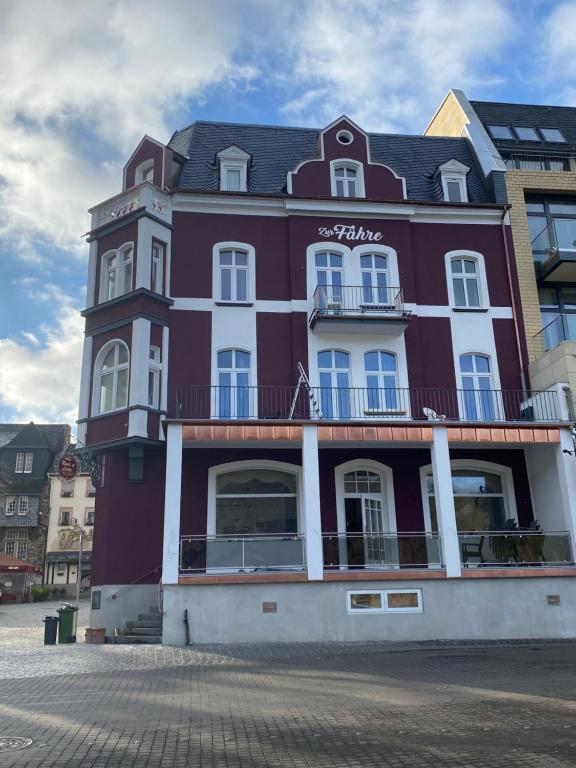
[504,155,570,172]
[322,533,442,570]
[179,534,306,574]
[175,385,562,423]
[458,531,573,568]
[536,314,576,351]
[311,284,406,323]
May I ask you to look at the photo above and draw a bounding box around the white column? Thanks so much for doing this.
[555,429,576,555]
[128,318,151,438]
[162,423,183,585]
[77,335,93,445]
[85,241,98,308]
[302,424,323,581]
[136,213,153,290]
[431,426,461,578]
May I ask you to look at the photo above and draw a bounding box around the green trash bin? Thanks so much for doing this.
[56,604,78,644]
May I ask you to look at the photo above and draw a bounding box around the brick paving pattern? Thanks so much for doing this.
[1,602,576,766]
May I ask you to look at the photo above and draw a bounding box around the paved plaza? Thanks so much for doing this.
[1,602,576,766]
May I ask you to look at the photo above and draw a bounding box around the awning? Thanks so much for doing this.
[0,553,41,574]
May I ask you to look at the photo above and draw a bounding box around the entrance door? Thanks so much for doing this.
[343,469,396,568]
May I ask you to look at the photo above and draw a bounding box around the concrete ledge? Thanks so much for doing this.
[325,569,446,581]
[178,572,308,585]
[461,567,576,579]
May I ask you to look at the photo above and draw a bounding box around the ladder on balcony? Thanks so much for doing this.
[289,362,323,420]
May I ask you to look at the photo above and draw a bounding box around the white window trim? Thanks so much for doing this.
[207,460,304,537]
[24,453,33,473]
[335,459,397,539]
[454,349,502,408]
[135,159,155,185]
[330,159,366,199]
[444,250,489,309]
[439,160,469,204]
[99,242,134,303]
[307,242,349,300]
[419,459,518,534]
[17,497,28,515]
[5,497,16,516]
[148,346,162,409]
[212,241,256,304]
[15,453,24,473]
[91,339,130,416]
[442,175,468,203]
[151,241,165,295]
[217,146,250,192]
[354,244,400,294]
[346,589,423,614]
[213,348,254,418]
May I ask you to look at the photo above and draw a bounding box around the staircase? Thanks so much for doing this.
[112,606,163,644]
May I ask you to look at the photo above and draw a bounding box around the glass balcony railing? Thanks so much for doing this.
[322,533,442,570]
[459,531,573,567]
[536,314,576,351]
[180,534,306,574]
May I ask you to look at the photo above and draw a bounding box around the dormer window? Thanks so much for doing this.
[438,160,469,204]
[135,159,155,185]
[217,146,250,192]
[330,160,365,198]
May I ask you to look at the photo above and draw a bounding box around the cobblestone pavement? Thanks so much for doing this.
[1,603,576,767]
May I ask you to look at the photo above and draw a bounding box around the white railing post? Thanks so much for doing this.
[162,423,183,584]
[302,424,324,581]
[555,428,576,554]
[431,426,461,578]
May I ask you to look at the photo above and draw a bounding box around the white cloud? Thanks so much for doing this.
[0,285,83,424]
[281,0,512,131]
[540,2,576,104]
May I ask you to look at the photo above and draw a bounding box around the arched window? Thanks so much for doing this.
[100,245,133,302]
[215,467,298,535]
[315,251,343,308]
[318,350,350,419]
[460,354,494,420]
[95,341,129,414]
[330,159,365,198]
[334,165,357,197]
[451,257,480,307]
[219,248,248,302]
[364,351,398,412]
[424,465,510,533]
[217,349,251,418]
[361,253,388,305]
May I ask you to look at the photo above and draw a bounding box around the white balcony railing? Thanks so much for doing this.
[89,183,171,230]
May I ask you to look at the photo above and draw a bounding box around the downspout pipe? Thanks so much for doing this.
[500,206,528,396]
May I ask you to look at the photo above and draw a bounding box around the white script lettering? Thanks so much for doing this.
[318,224,383,242]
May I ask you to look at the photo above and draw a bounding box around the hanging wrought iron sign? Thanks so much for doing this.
[58,453,79,479]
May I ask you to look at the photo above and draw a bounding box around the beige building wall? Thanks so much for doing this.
[46,473,94,585]
[505,169,576,363]
[425,91,469,137]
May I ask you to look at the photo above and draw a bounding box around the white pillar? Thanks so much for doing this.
[136,212,154,290]
[128,318,151,438]
[431,426,461,578]
[302,425,323,581]
[85,241,98,308]
[555,429,576,556]
[77,335,93,445]
[162,423,183,585]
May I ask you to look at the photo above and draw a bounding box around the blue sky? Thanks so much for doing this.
[0,0,575,425]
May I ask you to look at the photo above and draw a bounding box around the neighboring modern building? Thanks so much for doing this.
[79,116,576,645]
[426,91,576,403]
[44,472,95,593]
[0,423,70,576]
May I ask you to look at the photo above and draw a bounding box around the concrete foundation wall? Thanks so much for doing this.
[90,584,159,634]
[163,578,576,645]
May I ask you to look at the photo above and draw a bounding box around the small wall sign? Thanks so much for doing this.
[318,224,383,242]
[58,453,79,480]
[262,601,278,614]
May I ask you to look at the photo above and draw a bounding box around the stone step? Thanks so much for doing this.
[126,619,163,629]
[138,613,163,622]
[117,626,162,636]
[148,606,161,615]
[114,634,162,644]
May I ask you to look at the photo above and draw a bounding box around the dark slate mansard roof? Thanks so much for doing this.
[167,121,492,203]
[470,100,576,152]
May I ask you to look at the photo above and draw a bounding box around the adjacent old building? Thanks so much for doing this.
[80,116,576,644]
[44,471,95,594]
[0,423,70,582]
[426,91,576,405]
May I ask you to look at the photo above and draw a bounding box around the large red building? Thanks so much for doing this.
[79,116,576,643]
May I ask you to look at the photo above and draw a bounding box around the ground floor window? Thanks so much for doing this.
[215,468,298,535]
[425,466,509,532]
